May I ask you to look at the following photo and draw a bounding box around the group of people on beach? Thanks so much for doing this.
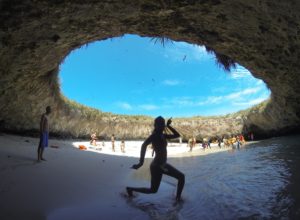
[90,133,126,153]
[187,133,251,152]
[223,135,246,149]
[36,106,254,202]
[110,134,125,153]
[36,106,185,202]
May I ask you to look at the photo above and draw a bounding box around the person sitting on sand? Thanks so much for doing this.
[126,116,185,202]
[90,132,97,146]
[37,106,51,162]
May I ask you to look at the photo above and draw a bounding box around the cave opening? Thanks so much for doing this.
[1,2,300,218]
[59,34,270,118]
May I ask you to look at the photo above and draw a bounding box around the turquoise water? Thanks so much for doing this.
[126,135,300,219]
[48,135,300,220]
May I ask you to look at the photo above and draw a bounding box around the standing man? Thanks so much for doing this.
[188,138,193,152]
[37,106,51,162]
[192,136,196,148]
[218,137,222,148]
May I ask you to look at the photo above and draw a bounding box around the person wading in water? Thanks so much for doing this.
[126,116,185,202]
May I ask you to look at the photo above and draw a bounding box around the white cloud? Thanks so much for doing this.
[225,87,261,100]
[138,104,159,111]
[167,96,223,107]
[168,97,194,106]
[197,96,223,105]
[233,97,269,106]
[190,87,262,106]
[164,86,266,108]
[116,84,269,113]
[256,80,264,85]
[162,79,182,86]
[116,102,132,110]
[230,66,252,79]
[116,102,159,111]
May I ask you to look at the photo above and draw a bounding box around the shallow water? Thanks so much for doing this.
[127,135,300,220]
[48,135,300,220]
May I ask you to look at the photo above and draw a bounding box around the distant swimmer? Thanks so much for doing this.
[37,106,51,162]
[126,116,185,202]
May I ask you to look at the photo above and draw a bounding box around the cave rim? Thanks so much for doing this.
[2,0,300,139]
[58,34,271,118]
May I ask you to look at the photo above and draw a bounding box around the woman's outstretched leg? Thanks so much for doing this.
[127,165,162,196]
[162,163,185,201]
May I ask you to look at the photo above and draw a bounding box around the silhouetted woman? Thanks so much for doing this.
[126,116,185,201]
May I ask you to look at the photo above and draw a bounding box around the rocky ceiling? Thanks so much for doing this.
[0,0,300,139]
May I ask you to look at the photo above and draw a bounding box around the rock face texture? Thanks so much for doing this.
[1,0,300,139]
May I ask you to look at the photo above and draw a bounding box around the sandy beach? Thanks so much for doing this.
[0,133,246,220]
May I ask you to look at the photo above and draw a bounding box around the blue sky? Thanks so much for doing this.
[59,34,270,117]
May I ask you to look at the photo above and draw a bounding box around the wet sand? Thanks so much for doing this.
[0,133,248,220]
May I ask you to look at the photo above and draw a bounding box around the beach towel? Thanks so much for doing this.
[79,145,87,150]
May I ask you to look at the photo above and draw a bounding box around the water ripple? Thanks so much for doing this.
[163,136,300,219]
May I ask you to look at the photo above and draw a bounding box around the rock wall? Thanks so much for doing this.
[1,0,300,140]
